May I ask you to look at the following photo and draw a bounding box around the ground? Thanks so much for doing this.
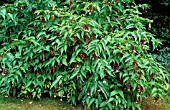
[0,96,82,110]
[0,95,170,110]
[141,96,170,110]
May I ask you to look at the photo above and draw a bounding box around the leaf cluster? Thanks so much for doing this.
[0,0,169,110]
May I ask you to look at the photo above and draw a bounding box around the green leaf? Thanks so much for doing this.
[100,101,107,107]
[107,103,112,110]
[16,70,22,77]
[152,88,157,94]
[88,98,95,107]
[44,45,50,51]
[51,75,62,89]
[0,8,6,19]
[69,53,77,64]
[120,52,130,62]
[58,90,64,97]
[107,98,115,103]
[8,13,14,21]
[70,66,80,79]
[29,38,41,46]
[131,31,138,41]
[126,24,134,29]
[106,16,110,23]
[62,58,68,66]
[111,90,118,96]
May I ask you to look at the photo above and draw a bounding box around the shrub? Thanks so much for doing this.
[0,0,169,109]
[137,0,170,81]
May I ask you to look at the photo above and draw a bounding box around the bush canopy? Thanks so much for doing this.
[0,0,169,109]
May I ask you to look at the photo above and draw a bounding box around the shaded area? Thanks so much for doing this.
[136,0,170,43]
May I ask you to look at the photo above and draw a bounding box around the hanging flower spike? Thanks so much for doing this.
[83,25,88,32]
[88,89,91,98]
[116,63,119,72]
[150,73,154,81]
[90,34,93,41]
[128,80,131,91]
[132,60,137,73]
[79,53,85,61]
[42,51,45,61]
[67,0,73,7]
[132,45,134,53]
[54,31,58,36]
[52,63,56,73]
[138,71,143,80]
[60,60,63,66]
[40,15,43,21]
[112,62,115,71]
[110,25,113,32]
[65,37,68,44]
[34,26,36,35]
[137,85,141,93]
[102,77,106,83]
[41,19,45,28]
[140,39,146,52]
[73,34,77,45]
[51,14,55,21]
[86,36,88,47]
[103,1,107,5]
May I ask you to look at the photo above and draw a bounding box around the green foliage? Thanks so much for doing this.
[153,47,170,73]
[0,0,169,109]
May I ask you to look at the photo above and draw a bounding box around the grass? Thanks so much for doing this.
[0,95,170,110]
[0,95,82,110]
[141,96,170,110]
